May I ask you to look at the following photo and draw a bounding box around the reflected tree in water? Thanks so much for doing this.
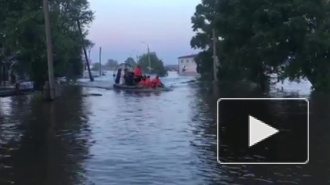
[0,86,92,185]
[188,84,317,184]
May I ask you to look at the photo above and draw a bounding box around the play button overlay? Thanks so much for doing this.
[249,116,279,147]
[217,98,309,165]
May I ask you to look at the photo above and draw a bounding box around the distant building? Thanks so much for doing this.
[165,65,179,72]
[178,54,198,76]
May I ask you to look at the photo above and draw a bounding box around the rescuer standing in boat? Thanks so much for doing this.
[138,76,146,86]
[133,65,143,84]
[151,75,164,88]
[144,76,151,87]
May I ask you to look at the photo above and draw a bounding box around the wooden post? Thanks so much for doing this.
[77,19,94,82]
[43,0,56,100]
[99,47,102,76]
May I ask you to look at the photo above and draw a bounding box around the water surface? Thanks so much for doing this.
[0,72,329,185]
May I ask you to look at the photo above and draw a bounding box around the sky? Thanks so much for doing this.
[87,0,200,65]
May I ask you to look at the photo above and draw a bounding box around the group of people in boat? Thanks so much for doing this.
[115,65,164,88]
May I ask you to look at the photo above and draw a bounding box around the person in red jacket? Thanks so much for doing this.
[138,76,146,86]
[151,75,163,88]
[133,65,143,83]
[144,76,152,87]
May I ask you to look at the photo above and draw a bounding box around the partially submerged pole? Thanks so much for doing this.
[77,19,94,82]
[43,0,56,100]
[99,47,102,76]
[212,29,219,82]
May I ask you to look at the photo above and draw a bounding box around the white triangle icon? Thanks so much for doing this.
[249,116,279,147]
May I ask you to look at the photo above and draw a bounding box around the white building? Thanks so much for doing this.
[178,54,198,76]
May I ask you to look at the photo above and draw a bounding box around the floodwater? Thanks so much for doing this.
[0,72,329,185]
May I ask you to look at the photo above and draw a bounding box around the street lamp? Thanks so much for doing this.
[141,41,151,73]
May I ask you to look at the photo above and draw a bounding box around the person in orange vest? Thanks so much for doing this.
[144,76,152,87]
[133,65,143,84]
[138,76,146,86]
[151,75,163,88]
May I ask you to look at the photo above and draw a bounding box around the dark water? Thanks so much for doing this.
[0,73,329,185]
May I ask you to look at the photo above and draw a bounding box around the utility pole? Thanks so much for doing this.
[147,46,151,73]
[212,29,219,82]
[77,19,93,82]
[141,41,151,73]
[99,47,102,76]
[43,0,55,100]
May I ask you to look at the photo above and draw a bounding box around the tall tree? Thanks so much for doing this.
[191,0,220,81]
[124,57,137,68]
[104,59,118,70]
[138,52,167,77]
[192,0,330,90]
[91,62,100,71]
[0,0,94,88]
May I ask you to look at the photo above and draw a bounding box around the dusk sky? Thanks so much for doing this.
[87,0,200,65]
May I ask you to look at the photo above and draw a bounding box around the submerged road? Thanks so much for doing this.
[0,72,329,185]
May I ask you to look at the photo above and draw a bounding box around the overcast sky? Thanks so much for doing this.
[87,0,200,65]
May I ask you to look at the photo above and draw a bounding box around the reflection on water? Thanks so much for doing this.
[0,73,329,185]
[0,87,92,185]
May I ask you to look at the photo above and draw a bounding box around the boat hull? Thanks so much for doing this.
[113,84,171,92]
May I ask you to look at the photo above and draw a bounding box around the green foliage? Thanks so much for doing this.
[124,57,137,68]
[0,0,94,88]
[103,59,118,70]
[195,50,213,80]
[138,52,168,77]
[91,63,101,71]
[192,0,330,91]
[92,59,118,71]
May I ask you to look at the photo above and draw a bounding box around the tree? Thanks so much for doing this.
[191,0,330,91]
[138,52,168,77]
[103,59,118,70]
[91,63,101,71]
[0,0,94,89]
[124,57,137,68]
[190,0,220,81]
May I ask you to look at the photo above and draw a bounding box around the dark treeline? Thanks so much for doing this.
[192,0,330,91]
[91,53,167,77]
[0,0,94,89]
[92,59,119,71]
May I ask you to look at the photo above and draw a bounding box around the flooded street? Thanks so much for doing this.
[0,72,330,185]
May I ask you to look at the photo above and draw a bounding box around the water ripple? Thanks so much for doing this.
[0,73,329,184]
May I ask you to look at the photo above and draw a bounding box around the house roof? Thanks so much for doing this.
[178,54,198,59]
